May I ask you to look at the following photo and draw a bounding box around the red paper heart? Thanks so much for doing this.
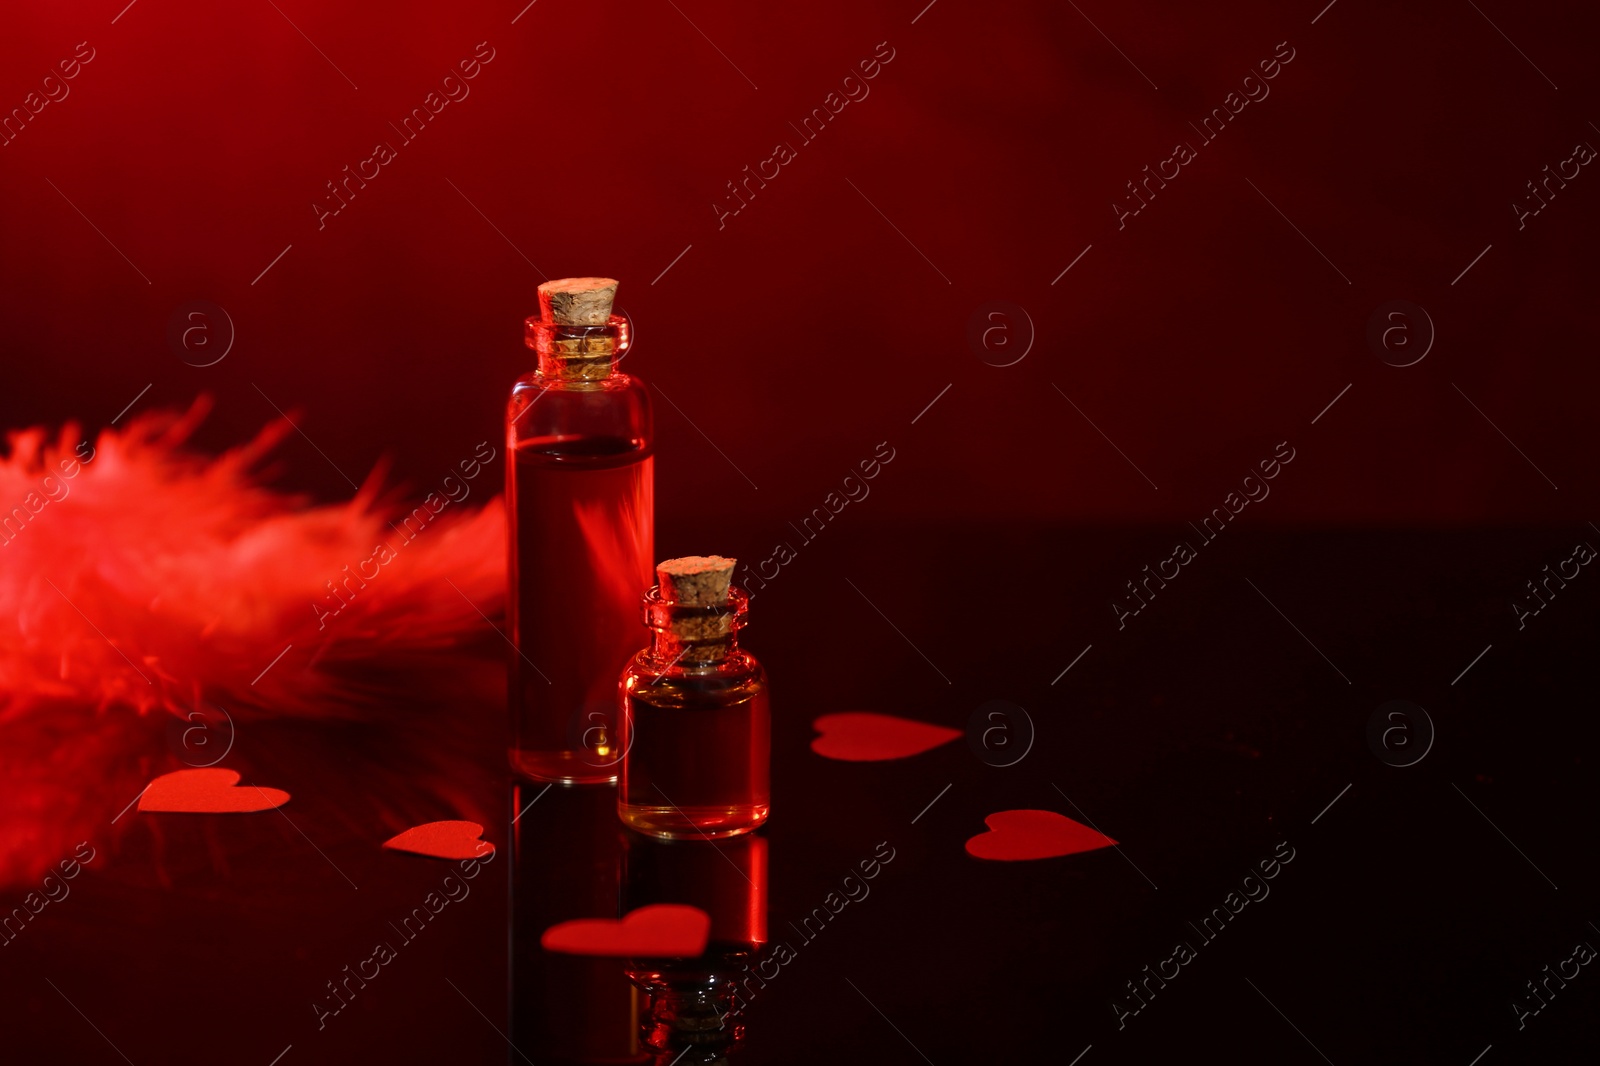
[965,809,1117,861]
[138,768,290,813]
[810,712,962,761]
[383,820,494,861]
[541,904,711,958]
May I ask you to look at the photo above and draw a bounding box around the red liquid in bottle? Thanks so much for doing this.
[510,436,652,782]
[621,664,770,837]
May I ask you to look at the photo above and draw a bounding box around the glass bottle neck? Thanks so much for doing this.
[643,587,749,668]
[525,313,630,384]
[649,629,738,665]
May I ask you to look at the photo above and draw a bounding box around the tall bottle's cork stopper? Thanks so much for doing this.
[538,277,619,326]
[656,556,736,606]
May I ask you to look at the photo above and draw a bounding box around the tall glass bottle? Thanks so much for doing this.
[618,556,770,838]
[508,277,653,783]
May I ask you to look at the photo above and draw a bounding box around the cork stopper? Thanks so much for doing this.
[650,557,743,661]
[656,556,736,607]
[539,277,619,326]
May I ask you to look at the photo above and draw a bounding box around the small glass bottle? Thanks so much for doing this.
[619,556,771,838]
[507,277,654,784]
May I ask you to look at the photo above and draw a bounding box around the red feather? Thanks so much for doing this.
[0,398,507,887]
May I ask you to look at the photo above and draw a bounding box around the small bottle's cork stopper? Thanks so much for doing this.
[538,277,618,326]
[657,556,736,607]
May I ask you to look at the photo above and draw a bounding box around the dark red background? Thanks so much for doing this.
[3,0,1594,536]
[4,5,1600,1063]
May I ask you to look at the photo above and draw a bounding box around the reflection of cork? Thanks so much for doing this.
[539,277,618,326]
[657,556,736,607]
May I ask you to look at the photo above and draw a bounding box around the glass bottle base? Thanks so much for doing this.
[510,748,619,785]
[619,803,769,840]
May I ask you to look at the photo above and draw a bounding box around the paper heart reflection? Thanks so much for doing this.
[810,712,962,761]
[137,768,290,813]
[965,809,1117,861]
[383,820,494,861]
[541,904,711,958]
